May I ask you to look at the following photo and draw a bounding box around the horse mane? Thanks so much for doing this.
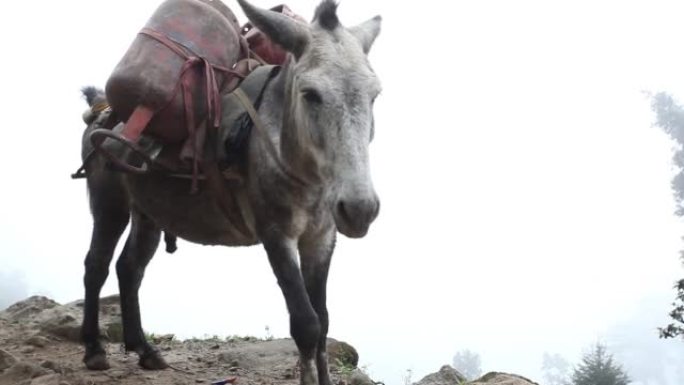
[313,0,339,31]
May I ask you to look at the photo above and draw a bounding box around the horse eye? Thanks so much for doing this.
[302,88,323,104]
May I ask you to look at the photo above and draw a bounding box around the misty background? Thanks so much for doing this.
[2,0,684,384]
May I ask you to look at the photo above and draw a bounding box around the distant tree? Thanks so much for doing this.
[651,92,684,340]
[571,343,630,385]
[452,349,482,380]
[542,352,571,385]
[660,278,684,339]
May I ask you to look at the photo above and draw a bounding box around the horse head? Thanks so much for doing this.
[239,0,383,238]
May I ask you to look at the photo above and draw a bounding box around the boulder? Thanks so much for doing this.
[1,296,59,322]
[38,313,80,342]
[416,365,467,385]
[470,372,539,385]
[328,340,359,368]
[348,369,375,385]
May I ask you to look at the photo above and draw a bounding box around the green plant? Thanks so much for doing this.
[336,358,356,376]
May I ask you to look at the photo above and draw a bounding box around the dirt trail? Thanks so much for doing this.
[0,296,368,385]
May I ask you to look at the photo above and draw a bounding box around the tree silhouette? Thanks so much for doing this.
[571,343,630,385]
[542,352,571,385]
[452,349,482,380]
[651,92,684,340]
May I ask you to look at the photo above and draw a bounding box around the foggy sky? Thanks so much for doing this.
[1,0,684,384]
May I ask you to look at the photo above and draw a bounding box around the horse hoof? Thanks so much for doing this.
[84,353,110,370]
[139,350,168,370]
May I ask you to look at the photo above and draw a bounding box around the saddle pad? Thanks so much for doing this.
[218,65,280,166]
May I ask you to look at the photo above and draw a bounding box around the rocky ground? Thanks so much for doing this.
[0,296,537,385]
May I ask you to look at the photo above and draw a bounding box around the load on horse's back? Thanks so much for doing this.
[89,0,301,174]
[75,1,383,385]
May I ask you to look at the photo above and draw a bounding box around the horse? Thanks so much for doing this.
[78,1,382,385]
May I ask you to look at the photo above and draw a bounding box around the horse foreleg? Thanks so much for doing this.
[115,210,166,370]
[299,229,336,385]
[82,173,130,370]
[263,234,321,385]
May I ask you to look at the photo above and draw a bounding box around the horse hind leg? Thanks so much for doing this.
[115,209,167,370]
[82,172,130,370]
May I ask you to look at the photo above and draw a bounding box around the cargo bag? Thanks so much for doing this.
[94,0,249,175]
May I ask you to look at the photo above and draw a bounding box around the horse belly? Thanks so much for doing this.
[125,175,258,247]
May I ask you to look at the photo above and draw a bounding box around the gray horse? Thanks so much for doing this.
[78,1,382,385]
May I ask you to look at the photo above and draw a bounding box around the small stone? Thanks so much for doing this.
[21,346,35,354]
[39,360,58,372]
[58,382,71,385]
[26,336,50,348]
[210,344,220,350]
[195,379,205,383]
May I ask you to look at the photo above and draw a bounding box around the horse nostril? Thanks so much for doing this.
[337,201,350,222]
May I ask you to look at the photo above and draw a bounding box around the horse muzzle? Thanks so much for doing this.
[333,195,380,238]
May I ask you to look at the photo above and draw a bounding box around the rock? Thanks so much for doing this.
[1,297,59,322]
[328,340,359,368]
[21,346,36,354]
[99,294,120,307]
[39,313,80,342]
[470,372,539,385]
[26,335,50,348]
[415,365,467,385]
[39,360,58,372]
[0,362,50,384]
[104,322,124,343]
[348,369,375,385]
[30,373,61,385]
[0,348,18,371]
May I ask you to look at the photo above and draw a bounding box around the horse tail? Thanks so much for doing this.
[81,86,105,107]
[81,87,109,124]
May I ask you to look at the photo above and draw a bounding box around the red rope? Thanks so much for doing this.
[138,28,247,192]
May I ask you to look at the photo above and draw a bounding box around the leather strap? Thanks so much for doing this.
[232,88,309,187]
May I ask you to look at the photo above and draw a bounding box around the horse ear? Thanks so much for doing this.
[237,0,310,58]
[349,15,381,54]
